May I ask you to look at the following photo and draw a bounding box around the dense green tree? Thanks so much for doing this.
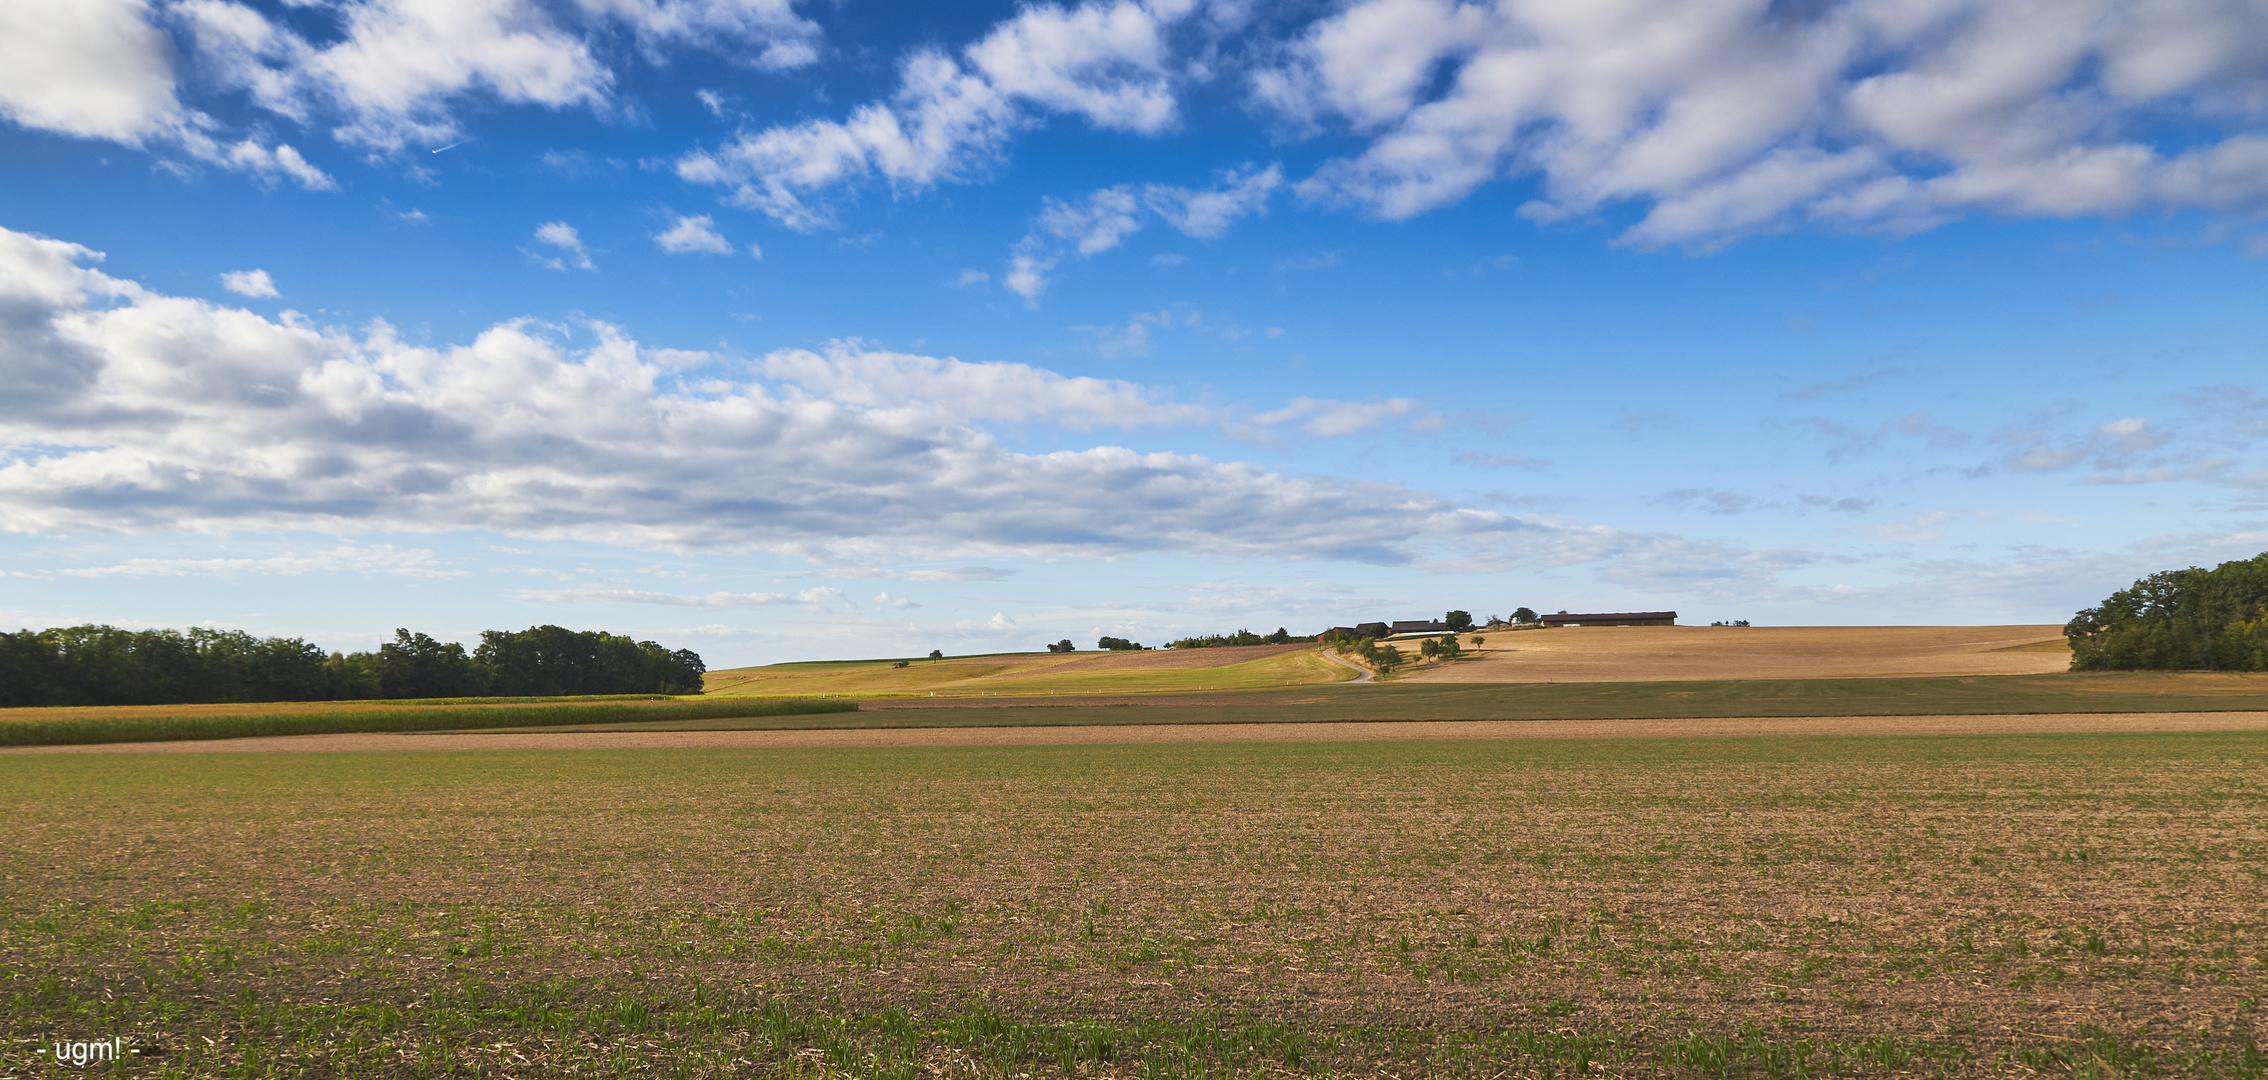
[379,630,486,698]
[1513,607,1538,623]
[1444,610,1473,633]
[476,625,703,695]
[2067,551,2268,670]
[0,630,63,707]
[0,622,707,706]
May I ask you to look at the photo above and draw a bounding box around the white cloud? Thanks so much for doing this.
[815,566,1014,582]
[51,543,461,578]
[568,0,821,70]
[0,0,183,142]
[1144,163,1282,237]
[1248,396,1428,438]
[677,0,1190,228]
[0,224,1540,568]
[653,213,734,255]
[1264,0,2268,246]
[1005,164,1281,302]
[756,339,1210,430]
[0,0,338,191]
[1041,186,1145,255]
[529,220,597,270]
[219,269,279,298]
[2000,416,2174,474]
[873,591,919,608]
[178,0,615,152]
[201,136,339,190]
[516,583,846,607]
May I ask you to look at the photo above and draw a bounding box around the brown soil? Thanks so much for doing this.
[1410,623,2069,682]
[8,722,2262,1075]
[10,710,2263,754]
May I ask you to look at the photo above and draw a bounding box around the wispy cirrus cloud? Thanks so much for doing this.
[1006,164,1282,303]
[45,544,462,579]
[514,584,848,608]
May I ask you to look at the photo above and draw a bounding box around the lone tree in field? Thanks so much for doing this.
[928,649,943,662]
[1445,610,1473,633]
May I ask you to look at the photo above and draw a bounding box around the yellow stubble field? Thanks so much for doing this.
[1398,624,2071,682]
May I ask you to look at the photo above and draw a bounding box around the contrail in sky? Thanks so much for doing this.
[431,141,466,154]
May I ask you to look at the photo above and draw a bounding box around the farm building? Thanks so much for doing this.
[1390,619,1449,635]
[1540,611,1678,627]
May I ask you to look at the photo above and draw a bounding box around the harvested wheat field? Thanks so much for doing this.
[703,642,1346,698]
[1405,624,2069,683]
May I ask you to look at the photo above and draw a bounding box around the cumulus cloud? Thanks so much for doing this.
[677,0,1190,229]
[175,0,611,152]
[1261,0,2268,246]
[529,220,597,270]
[653,213,734,255]
[0,224,1543,568]
[0,0,183,142]
[170,0,820,153]
[0,0,338,190]
[219,269,279,298]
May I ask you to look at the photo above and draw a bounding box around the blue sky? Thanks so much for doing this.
[3,0,2267,666]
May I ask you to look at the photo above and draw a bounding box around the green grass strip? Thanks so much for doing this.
[0,698,857,747]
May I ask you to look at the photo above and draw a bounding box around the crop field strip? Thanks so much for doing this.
[0,697,853,748]
[3,731,2263,1077]
[7,671,2268,750]
[498,672,2268,734]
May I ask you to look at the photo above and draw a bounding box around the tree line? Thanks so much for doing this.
[0,624,707,707]
[2066,552,2268,671]
[1166,627,1313,650]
